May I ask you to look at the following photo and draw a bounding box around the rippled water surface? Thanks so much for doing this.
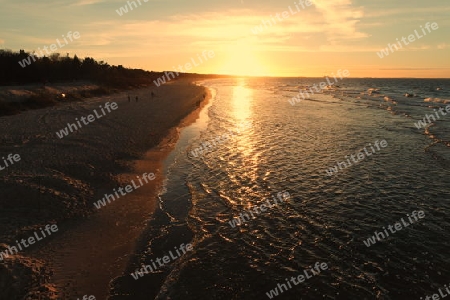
[144,78,450,299]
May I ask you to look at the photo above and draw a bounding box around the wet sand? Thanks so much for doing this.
[0,80,209,299]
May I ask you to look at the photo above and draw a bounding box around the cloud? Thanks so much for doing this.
[74,12,318,57]
[407,45,432,51]
[380,68,449,70]
[309,0,367,41]
[69,7,376,60]
[0,39,4,45]
[319,44,380,52]
[70,0,105,6]
[364,6,450,18]
[437,43,450,49]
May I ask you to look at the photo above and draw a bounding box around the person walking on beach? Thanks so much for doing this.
[151,91,155,99]
[128,95,131,102]
[135,96,138,102]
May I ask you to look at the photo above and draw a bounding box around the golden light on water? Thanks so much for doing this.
[232,82,252,121]
[231,79,259,187]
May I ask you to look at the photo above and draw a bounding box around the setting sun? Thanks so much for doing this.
[218,40,272,77]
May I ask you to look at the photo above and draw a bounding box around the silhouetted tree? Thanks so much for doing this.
[0,49,166,87]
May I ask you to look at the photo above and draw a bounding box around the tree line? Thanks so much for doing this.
[0,49,164,87]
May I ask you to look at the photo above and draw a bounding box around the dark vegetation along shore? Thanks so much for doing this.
[0,50,214,299]
[0,49,168,116]
[0,49,221,116]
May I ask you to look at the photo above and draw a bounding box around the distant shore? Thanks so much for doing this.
[0,79,210,299]
[0,80,144,116]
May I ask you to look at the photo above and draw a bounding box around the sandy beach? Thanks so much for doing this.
[0,80,209,299]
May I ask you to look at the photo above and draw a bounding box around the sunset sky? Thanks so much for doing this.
[1,0,449,78]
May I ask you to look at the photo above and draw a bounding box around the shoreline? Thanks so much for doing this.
[0,79,210,299]
[109,85,212,299]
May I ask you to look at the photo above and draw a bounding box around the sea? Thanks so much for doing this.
[121,77,450,300]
